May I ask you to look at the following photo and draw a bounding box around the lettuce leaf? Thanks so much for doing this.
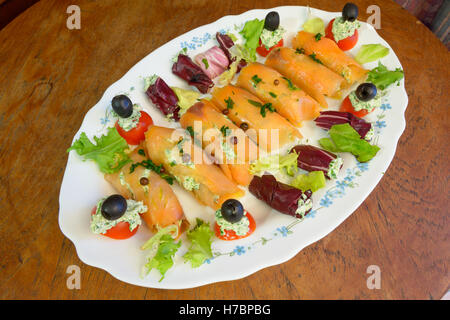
[250,152,299,176]
[171,87,200,115]
[319,123,380,162]
[302,17,325,35]
[67,127,130,174]
[290,171,326,192]
[218,60,239,86]
[141,224,181,281]
[239,19,265,61]
[367,62,404,90]
[355,44,389,64]
[183,219,214,268]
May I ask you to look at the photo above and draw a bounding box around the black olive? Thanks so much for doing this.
[356,83,377,101]
[264,11,280,31]
[221,199,244,223]
[111,95,133,118]
[342,3,358,22]
[101,194,127,220]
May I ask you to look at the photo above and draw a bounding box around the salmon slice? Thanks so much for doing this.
[265,47,345,107]
[292,31,368,86]
[179,100,257,186]
[210,85,302,153]
[104,146,188,234]
[236,62,321,126]
[145,126,244,210]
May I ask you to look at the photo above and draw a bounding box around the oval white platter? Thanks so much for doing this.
[59,6,408,289]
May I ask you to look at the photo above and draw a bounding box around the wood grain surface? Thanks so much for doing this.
[0,0,448,300]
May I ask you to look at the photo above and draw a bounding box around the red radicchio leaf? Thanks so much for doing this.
[249,174,312,218]
[314,111,372,139]
[290,145,341,179]
[216,32,234,63]
[145,77,180,121]
[215,32,247,72]
[236,59,247,73]
[172,54,214,94]
[195,46,229,79]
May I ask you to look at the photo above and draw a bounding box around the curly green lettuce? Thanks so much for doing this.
[239,18,265,61]
[141,225,181,281]
[250,152,299,176]
[367,62,404,90]
[183,219,214,268]
[67,127,130,174]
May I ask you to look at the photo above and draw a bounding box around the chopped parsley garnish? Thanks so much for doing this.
[281,77,298,91]
[314,33,322,41]
[269,92,277,98]
[186,126,195,137]
[220,125,230,137]
[129,159,174,185]
[247,99,275,117]
[251,74,262,87]
[138,149,146,156]
[295,48,305,54]
[309,53,323,65]
[225,97,234,109]
[185,126,202,148]
[202,58,209,69]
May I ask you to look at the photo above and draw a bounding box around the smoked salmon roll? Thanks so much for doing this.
[145,126,244,209]
[265,47,345,107]
[236,62,321,126]
[292,31,367,85]
[179,99,257,186]
[210,85,302,153]
[105,146,188,234]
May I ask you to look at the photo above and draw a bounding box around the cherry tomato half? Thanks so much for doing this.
[340,95,370,118]
[214,211,256,241]
[256,38,284,57]
[115,111,153,145]
[91,206,139,240]
[325,18,358,51]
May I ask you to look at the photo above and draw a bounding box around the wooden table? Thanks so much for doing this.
[0,0,448,300]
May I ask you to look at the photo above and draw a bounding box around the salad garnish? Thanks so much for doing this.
[355,44,390,64]
[290,145,343,179]
[249,174,313,219]
[239,18,265,61]
[172,54,214,93]
[315,111,373,140]
[290,171,326,192]
[367,62,404,90]
[171,87,200,116]
[183,219,214,267]
[250,152,299,176]
[67,127,130,174]
[143,234,181,281]
[303,16,325,35]
[145,75,180,121]
[319,123,380,162]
